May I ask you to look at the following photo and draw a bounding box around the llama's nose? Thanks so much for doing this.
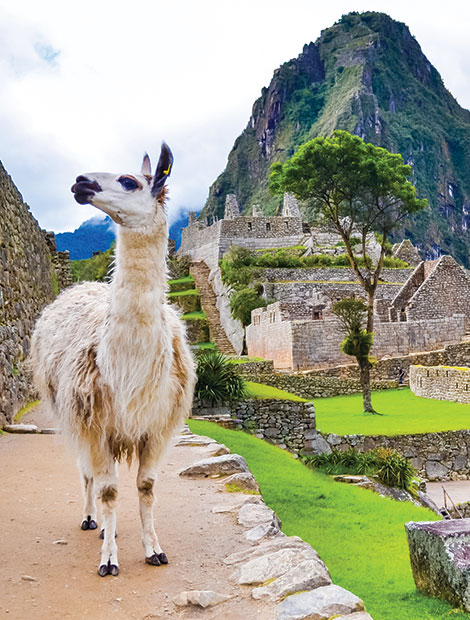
[76,175,91,183]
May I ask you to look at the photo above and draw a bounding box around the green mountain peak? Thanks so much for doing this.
[203,11,470,265]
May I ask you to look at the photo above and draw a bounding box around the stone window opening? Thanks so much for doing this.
[466,384,469,392]
[313,310,322,320]
[427,370,430,377]
[456,383,459,389]
[266,222,271,232]
[446,370,449,377]
[284,221,289,230]
[419,378,423,387]
[247,222,252,231]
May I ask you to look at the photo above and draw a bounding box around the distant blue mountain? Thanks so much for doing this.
[55,211,194,260]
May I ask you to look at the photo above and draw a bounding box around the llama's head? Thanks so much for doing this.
[71,143,173,229]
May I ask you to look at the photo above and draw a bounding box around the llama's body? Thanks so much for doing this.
[30,145,196,576]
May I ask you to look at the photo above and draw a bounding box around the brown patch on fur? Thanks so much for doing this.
[157,185,168,206]
[100,485,117,503]
[143,174,152,184]
[138,479,154,496]
[108,434,135,464]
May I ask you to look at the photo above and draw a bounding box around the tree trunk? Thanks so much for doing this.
[359,360,377,414]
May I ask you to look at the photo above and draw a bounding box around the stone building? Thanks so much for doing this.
[0,162,71,424]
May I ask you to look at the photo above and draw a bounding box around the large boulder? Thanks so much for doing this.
[406,519,470,611]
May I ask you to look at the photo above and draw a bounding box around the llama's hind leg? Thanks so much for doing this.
[78,455,98,531]
[137,442,167,566]
[94,458,119,577]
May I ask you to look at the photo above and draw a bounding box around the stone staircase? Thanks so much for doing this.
[190,261,236,355]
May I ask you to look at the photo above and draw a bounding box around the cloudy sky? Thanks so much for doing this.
[1,0,469,233]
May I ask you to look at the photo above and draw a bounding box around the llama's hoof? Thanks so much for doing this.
[81,515,97,531]
[146,552,168,566]
[98,561,119,577]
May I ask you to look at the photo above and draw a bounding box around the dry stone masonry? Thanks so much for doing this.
[410,365,470,404]
[0,162,71,424]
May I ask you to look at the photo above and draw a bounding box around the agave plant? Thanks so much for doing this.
[195,350,246,405]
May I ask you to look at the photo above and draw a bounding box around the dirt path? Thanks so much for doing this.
[0,406,275,620]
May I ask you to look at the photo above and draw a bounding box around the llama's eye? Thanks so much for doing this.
[118,176,138,191]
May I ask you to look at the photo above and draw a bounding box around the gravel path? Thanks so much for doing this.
[0,406,275,620]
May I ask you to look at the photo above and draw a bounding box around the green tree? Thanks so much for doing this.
[332,298,377,413]
[270,130,427,411]
[230,287,267,354]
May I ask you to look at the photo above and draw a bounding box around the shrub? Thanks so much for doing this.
[230,288,267,326]
[304,447,418,493]
[195,350,246,404]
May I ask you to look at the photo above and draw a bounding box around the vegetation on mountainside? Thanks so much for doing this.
[195,350,246,404]
[202,11,470,266]
[270,130,427,412]
[71,242,115,282]
[188,420,465,620]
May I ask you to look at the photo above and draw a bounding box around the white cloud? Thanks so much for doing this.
[0,0,469,232]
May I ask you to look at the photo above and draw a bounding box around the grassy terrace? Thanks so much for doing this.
[244,381,306,401]
[167,288,198,297]
[187,420,466,620]
[181,310,207,320]
[315,388,470,436]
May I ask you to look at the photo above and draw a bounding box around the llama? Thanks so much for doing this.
[30,143,196,577]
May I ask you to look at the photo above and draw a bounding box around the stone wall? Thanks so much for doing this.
[410,365,470,404]
[407,256,470,325]
[261,281,401,306]
[261,267,413,284]
[192,398,316,453]
[236,366,397,399]
[319,429,470,481]
[0,162,67,424]
[247,303,466,369]
[183,318,210,344]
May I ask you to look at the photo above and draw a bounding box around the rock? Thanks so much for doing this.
[406,518,470,611]
[245,521,282,543]
[303,432,332,455]
[224,536,305,565]
[52,540,68,545]
[335,613,373,620]
[21,575,37,582]
[426,460,449,479]
[417,491,441,515]
[233,546,320,585]
[237,500,278,528]
[275,585,365,620]
[334,475,371,485]
[3,424,37,434]
[224,473,260,493]
[175,434,216,447]
[252,558,331,601]
[179,454,249,477]
[210,443,231,456]
[172,590,231,608]
[40,428,61,434]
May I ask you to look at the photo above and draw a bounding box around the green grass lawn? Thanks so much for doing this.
[188,420,467,620]
[244,381,307,402]
[315,388,470,436]
[181,311,207,320]
[168,275,194,284]
[167,288,199,297]
[229,356,265,364]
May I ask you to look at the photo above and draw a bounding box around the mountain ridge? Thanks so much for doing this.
[202,11,470,265]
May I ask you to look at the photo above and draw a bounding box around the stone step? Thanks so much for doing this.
[190,261,236,355]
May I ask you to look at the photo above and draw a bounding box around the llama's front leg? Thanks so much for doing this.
[95,461,119,577]
[80,473,98,531]
[137,447,167,567]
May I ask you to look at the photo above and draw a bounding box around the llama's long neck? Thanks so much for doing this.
[97,222,172,420]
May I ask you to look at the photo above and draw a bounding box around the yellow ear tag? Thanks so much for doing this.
[163,163,172,176]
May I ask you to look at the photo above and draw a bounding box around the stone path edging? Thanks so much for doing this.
[179,429,373,619]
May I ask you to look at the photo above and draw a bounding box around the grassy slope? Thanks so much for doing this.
[188,420,466,620]
[244,381,307,402]
[315,388,470,436]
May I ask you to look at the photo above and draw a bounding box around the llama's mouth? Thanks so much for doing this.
[71,177,102,205]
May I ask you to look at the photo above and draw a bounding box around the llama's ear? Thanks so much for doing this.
[141,153,151,177]
[151,142,174,197]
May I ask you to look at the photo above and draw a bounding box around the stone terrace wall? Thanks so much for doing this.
[236,366,397,399]
[261,267,413,283]
[0,162,59,424]
[262,281,401,305]
[192,398,316,453]
[305,341,470,382]
[319,430,470,481]
[410,365,470,404]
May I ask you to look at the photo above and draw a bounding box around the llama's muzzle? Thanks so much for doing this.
[71,176,103,205]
